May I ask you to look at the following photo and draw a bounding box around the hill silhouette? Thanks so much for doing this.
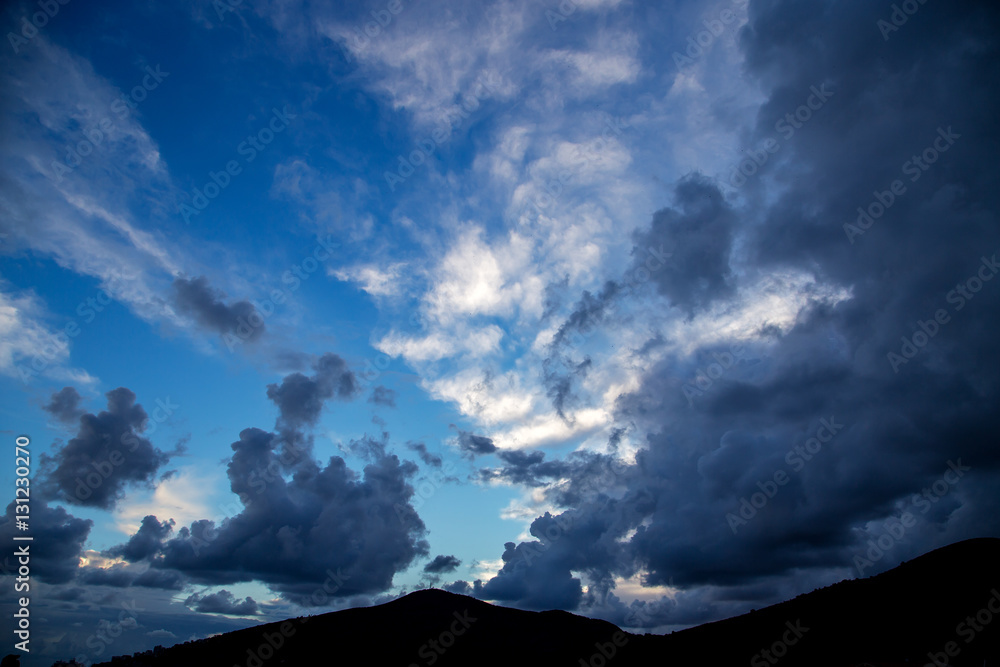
[43,537,996,666]
[623,537,1000,666]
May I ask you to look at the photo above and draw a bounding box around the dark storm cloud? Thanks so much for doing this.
[78,563,136,588]
[475,0,1000,624]
[369,385,397,407]
[107,515,175,562]
[51,587,88,602]
[423,554,461,573]
[121,426,428,604]
[100,356,427,606]
[407,441,442,468]
[478,501,629,611]
[0,498,91,584]
[185,590,259,615]
[632,173,736,317]
[39,387,173,510]
[44,386,84,424]
[453,429,497,456]
[133,568,186,590]
[266,353,358,430]
[171,275,266,342]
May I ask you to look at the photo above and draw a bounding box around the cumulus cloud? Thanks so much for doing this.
[40,387,173,510]
[135,428,429,604]
[106,515,175,562]
[107,360,429,605]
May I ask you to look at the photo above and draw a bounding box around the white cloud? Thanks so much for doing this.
[661,271,854,358]
[377,324,505,362]
[334,262,407,297]
[492,407,609,450]
[542,47,639,91]
[427,367,535,427]
[0,38,188,330]
[0,286,97,385]
[424,226,539,323]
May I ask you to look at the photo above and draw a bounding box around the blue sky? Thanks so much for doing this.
[3,0,1000,664]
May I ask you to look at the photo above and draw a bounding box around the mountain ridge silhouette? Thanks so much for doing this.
[39,537,997,666]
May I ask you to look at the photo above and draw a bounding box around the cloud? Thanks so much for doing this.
[0,286,96,385]
[107,361,429,605]
[0,497,92,584]
[377,325,505,363]
[478,535,586,611]
[107,515,175,561]
[133,568,186,590]
[443,580,476,595]
[78,562,136,588]
[632,173,736,316]
[472,0,1000,623]
[407,442,442,468]
[114,466,217,537]
[40,387,174,510]
[334,262,407,297]
[0,37,188,341]
[266,353,359,431]
[138,428,429,604]
[44,386,85,424]
[423,228,535,324]
[454,429,497,457]
[423,554,461,574]
[171,276,266,343]
[550,281,621,350]
[185,590,259,616]
[368,385,397,407]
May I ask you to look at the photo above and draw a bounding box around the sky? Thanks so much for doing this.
[1,0,999,663]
